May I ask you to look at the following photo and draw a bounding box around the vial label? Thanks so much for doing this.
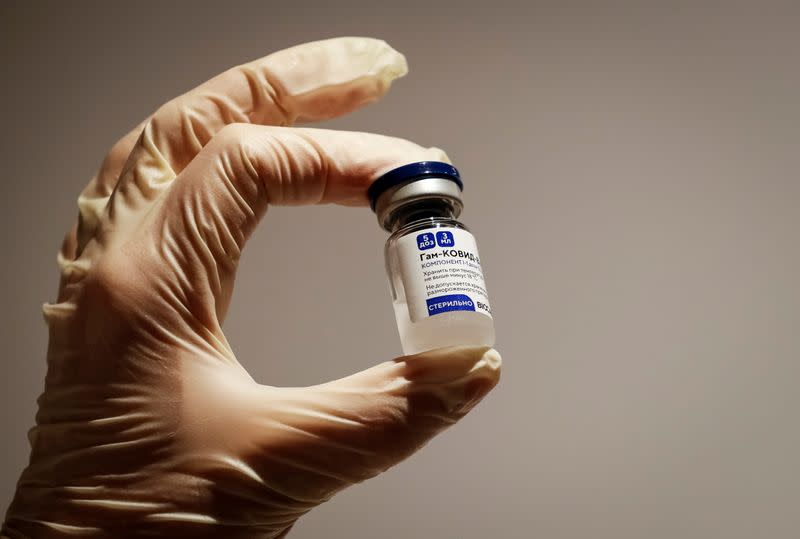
[396,226,492,322]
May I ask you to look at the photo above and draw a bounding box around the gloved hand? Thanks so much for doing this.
[2,37,501,539]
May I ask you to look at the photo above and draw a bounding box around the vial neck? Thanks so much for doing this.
[386,198,460,233]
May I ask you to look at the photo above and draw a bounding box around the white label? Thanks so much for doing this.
[396,226,492,322]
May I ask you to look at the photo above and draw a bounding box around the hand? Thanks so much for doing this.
[2,37,501,539]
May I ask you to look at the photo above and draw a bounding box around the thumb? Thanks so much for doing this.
[241,346,501,506]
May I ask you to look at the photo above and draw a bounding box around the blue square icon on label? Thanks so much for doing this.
[417,233,436,250]
[436,231,455,247]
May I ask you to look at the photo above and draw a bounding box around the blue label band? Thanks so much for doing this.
[426,294,476,316]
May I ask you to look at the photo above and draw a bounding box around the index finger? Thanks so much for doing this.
[76,37,408,253]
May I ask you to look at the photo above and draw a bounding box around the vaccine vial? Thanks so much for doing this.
[368,162,495,355]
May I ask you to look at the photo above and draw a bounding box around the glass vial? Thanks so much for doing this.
[368,162,495,355]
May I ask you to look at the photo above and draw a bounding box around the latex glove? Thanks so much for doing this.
[2,37,501,539]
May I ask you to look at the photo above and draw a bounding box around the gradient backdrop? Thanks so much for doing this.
[1,1,799,537]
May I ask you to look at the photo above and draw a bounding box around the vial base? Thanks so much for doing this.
[393,299,495,356]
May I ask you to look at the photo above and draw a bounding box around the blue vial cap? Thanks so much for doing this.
[368,161,463,211]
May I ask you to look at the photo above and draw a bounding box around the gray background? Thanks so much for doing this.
[2,1,799,537]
